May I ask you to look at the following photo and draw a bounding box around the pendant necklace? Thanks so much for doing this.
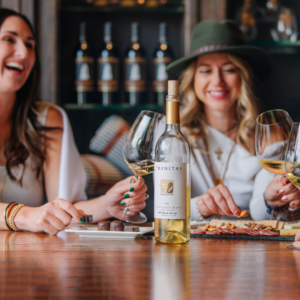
[204,138,236,186]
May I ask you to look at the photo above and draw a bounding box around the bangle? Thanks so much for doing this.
[4,202,18,231]
[8,203,25,232]
[263,193,273,214]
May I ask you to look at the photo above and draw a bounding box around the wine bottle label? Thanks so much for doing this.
[152,57,173,92]
[75,57,94,92]
[97,57,119,92]
[125,57,147,92]
[154,162,187,219]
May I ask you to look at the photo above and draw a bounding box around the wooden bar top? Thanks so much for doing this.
[0,230,300,299]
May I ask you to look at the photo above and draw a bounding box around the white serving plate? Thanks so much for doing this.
[65,225,154,239]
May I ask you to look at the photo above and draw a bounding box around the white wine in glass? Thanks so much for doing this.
[285,122,300,221]
[117,110,165,223]
[255,109,300,221]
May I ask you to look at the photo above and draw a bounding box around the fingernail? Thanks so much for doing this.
[120,201,126,205]
[282,196,288,201]
[123,194,130,199]
[291,202,295,207]
[130,178,134,184]
[145,193,149,199]
[129,187,134,192]
[279,189,285,194]
[234,210,240,215]
[80,218,85,224]
[285,178,290,184]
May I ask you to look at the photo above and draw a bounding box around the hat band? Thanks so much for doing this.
[190,44,228,56]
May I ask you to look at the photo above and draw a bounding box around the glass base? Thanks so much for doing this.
[272,205,300,222]
[123,211,147,224]
[287,244,300,250]
[107,205,147,224]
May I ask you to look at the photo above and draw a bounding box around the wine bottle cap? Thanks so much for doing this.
[168,80,178,96]
[79,22,86,42]
[159,23,167,43]
[131,22,139,43]
[104,22,112,42]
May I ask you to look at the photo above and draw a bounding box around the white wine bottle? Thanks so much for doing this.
[154,80,191,244]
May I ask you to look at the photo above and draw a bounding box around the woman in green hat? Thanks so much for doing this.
[166,20,300,220]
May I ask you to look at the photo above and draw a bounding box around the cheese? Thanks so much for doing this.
[280,229,299,236]
[283,222,300,230]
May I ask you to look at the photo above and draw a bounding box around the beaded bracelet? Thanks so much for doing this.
[4,202,18,231]
[8,203,25,232]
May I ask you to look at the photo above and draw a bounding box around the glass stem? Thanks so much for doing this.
[123,175,139,221]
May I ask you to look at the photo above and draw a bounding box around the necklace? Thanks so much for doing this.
[204,138,236,186]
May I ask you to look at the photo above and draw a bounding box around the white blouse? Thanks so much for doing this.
[191,126,275,221]
[0,102,87,207]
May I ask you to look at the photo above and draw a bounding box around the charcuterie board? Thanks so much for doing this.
[190,232,294,241]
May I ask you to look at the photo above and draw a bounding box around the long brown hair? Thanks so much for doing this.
[180,53,261,155]
[0,9,49,185]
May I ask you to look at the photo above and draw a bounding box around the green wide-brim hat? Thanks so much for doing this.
[166,20,273,81]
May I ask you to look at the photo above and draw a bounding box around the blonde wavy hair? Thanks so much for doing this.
[179,54,261,155]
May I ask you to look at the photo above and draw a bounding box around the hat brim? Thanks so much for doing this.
[166,46,273,81]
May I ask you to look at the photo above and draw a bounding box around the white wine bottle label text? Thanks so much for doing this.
[154,162,187,219]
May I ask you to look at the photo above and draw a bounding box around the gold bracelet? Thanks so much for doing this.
[8,203,25,232]
[4,202,18,231]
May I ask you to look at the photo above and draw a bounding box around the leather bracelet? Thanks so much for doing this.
[263,193,273,214]
[4,202,18,231]
[8,204,25,232]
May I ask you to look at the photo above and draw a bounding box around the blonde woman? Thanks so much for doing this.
[166,20,300,220]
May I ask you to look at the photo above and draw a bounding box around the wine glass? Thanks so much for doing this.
[108,110,165,223]
[255,109,296,220]
[284,123,300,221]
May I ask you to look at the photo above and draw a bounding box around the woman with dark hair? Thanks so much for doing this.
[0,9,147,235]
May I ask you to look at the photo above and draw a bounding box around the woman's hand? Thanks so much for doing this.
[105,176,148,220]
[197,184,241,218]
[294,229,300,248]
[264,175,300,209]
[14,198,85,235]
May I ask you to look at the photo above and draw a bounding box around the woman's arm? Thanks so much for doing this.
[74,176,148,223]
[43,107,63,201]
[249,168,275,220]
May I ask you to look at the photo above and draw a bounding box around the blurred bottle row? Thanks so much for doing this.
[239,0,298,42]
[85,0,183,7]
[74,22,174,106]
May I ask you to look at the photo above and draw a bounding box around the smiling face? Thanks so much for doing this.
[0,16,36,95]
[194,53,241,114]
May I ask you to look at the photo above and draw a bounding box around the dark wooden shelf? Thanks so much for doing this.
[64,103,165,112]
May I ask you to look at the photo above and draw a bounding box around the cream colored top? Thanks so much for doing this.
[0,102,87,207]
[191,126,275,221]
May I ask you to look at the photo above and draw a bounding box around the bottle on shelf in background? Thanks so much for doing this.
[239,0,257,40]
[75,22,94,105]
[154,80,191,244]
[152,23,174,106]
[124,22,147,105]
[98,22,119,106]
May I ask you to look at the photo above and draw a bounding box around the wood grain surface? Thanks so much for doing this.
[0,230,299,299]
